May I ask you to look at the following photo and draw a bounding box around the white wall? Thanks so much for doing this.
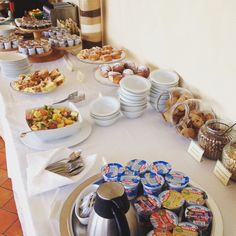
[67,0,236,120]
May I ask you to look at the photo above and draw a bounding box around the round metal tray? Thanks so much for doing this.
[59,174,223,236]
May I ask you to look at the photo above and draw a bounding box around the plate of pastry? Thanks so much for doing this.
[77,45,125,64]
[10,68,65,94]
[94,61,150,86]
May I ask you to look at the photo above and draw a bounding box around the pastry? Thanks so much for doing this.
[89,53,100,61]
[180,127,196,139]
[100,54,113,62]
[122,69,134,77]
[124,61,137,72]
[111,51,122,59]
[136,65,150,78]
[112,63,125,73]
[99,64,112,77]
[108,71,122,84]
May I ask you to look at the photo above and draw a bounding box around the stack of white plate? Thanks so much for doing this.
[90,96,120,126]
[0,52,31,80]
[119,75,151,119]
[149,69,179,111]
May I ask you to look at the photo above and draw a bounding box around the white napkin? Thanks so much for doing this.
[26,147,90,196]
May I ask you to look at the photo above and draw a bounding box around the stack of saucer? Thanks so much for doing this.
[0,52,31,80]
[149,69,179,111]
[119,75,151,119]
[90,96,120,126]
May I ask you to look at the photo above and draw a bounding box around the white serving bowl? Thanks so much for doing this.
[25,103,81,142]
[119,93,146,103]
[0,25,16,36]
[150,69,179,86]
[75,184,99,225]
[93,114,120,127]
[122,108,146,119]
[119,87,149,98]
[120,75,151,94]
[121,104,147,112]
[90,96,120,117]
[91,111,120,120]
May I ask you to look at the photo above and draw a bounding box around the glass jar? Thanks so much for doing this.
[222,141,236,181]
[155,87,193,123]
[198,119,234,160]
[170,99,215,140]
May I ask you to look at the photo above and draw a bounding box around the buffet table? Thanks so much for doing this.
[0,55,236,236]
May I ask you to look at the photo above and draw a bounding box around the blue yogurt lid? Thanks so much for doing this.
[141,172,165,188]
[101,163,124,179]
[165,171,189,187]
[126,159,148,175]
[149,161,172,175]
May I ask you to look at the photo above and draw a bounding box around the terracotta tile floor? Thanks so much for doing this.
[0,137,23,236]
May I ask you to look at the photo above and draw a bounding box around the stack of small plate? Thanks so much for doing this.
[149,69,179,111]
[90,96,120,126]
[0,52,31,80]
[119,75,151,119]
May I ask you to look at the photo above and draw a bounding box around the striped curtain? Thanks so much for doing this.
[79,0,103,49]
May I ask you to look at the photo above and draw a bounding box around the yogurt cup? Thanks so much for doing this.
[185,205,213,230]
[134,195,161,221]
[165,171,189,192]
[150,209,178,231]
[149,161,172,175]
[28,47,36,55]
[36,47,44,54]
[4,41,11,49]
[158,190,185,212]
[126,159,148,176]
[147,230,172,236]
[173,222,199,236]
[101,163,124,182]
[141,172,165,196]
[181,187,208,206]
[120,174,140,200]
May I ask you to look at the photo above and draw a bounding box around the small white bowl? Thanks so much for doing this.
[150,69,179,86]
[75,184,99,225]
[25,103,81,142]
[93,113,120,127]
[0,25,16,36]
[120,75,151,94]
[91,111,120,120]
[121,104,147,112]
[90,96,120,117]
[122,108,146,119]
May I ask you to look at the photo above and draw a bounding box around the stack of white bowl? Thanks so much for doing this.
[119,75,151,119]
[90,96,120,126]
[149,69,179,111]
[0,52,31,80]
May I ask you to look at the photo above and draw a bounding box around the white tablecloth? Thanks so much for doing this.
[0,55,236,236]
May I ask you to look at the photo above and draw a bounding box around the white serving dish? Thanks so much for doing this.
[90,96,120,117]
[74,184,99,225]
[121,104,147,112]
[150,69,179,85]
[93,114,120,127]
[120,75,151,94]
[25,103,82,142]
[122,108,146,119]
[0,24,16,36]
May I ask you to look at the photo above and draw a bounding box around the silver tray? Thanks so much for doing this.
[59,174,223,236]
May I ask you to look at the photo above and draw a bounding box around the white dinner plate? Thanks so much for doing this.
[19,120,92,150]
[94,68,119,87]
[77,51,126,65]
[0,17,10,24]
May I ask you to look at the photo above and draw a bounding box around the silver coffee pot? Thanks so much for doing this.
[87,181,139,236]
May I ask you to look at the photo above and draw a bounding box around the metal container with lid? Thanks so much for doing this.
[198,119,234,160]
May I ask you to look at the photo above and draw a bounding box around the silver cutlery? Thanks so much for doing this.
[52,91,85,105]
